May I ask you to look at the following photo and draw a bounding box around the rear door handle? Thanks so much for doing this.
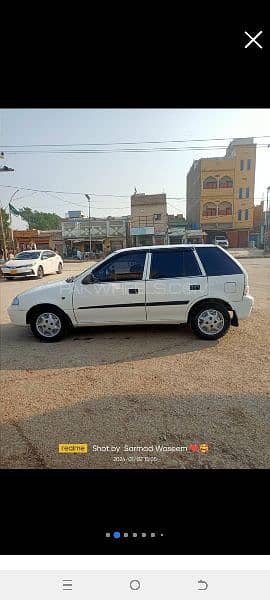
[129,288,139,294]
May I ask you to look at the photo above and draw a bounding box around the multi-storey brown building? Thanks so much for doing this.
[186,138,256,247]
[130,192,167,246]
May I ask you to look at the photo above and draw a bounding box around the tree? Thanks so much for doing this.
[18,207,61,230]
[0,207,11,245]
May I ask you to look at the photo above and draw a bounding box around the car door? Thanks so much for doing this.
[47,250,58,273]
[146,247,208,323]
[72,250,148,324]
[40,251,51,274]
[43,250,57,273]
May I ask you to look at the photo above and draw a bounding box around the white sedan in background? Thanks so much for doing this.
[1,249,63,280]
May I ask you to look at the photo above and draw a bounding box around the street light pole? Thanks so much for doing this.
[85,194,91,253]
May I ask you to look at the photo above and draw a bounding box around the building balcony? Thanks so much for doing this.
[201,214,233,224]
[201,187,234,197]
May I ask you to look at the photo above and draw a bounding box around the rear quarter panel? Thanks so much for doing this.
[207,274,245,302]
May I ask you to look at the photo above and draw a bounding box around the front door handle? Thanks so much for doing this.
[129,288,139,294]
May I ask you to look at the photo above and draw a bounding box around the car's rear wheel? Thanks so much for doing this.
[37,266,44,279]
[30,307,68,342]
[190,302,230,340]
[57,262,63,274]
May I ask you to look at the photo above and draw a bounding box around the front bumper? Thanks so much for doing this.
[2,269,36,277]
[7,306,27,325]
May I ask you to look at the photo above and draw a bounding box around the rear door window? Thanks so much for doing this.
[150,249,202,279]
[196,247,243,275]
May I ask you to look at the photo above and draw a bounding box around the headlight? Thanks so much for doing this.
[11,296,20,306]
[24,263,34,267]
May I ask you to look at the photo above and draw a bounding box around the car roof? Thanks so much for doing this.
[17,249,42,253]
[111,244,217,254]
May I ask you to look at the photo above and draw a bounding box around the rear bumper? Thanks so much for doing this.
[232,295,254,320]
[7,306,27,325]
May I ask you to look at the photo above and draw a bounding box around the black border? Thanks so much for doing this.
[1,12,268,108]
[1,10,269,557]
[0,469,268,554]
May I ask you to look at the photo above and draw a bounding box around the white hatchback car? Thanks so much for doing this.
[2,249,63,280]
[7,244,254,342]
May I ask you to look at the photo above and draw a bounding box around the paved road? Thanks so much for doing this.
[0,259,269,469]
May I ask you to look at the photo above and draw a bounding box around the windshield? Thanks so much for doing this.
[15,252,41,260]
[65,256,109,283]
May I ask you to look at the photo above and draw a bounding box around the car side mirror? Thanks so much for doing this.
[82,272,99,285]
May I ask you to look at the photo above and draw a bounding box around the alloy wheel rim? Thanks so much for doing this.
[198,309,224,335]
[36,312,61,338]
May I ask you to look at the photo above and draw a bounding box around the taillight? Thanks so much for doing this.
[244,275,249,295]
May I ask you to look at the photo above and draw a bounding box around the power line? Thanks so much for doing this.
[0,183,265,204]
[1,135,270,149]
[3,143,269,155]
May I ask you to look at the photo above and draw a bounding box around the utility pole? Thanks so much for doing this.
[265,186,270,253]
[0,152,15,259]
[0,204,8,260]
[9,189,19,253]
[85,194,91,253]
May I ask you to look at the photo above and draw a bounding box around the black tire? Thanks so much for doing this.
[37,266,44,279]
[57,262,63,274]
[190,302,231,340]
[29,307,68,342]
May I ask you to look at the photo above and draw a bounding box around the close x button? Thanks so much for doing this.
[244,30,263,49]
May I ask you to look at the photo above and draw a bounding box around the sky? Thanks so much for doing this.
[0,109,269,230]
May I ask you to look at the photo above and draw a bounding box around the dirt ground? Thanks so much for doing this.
[0,259,269,469]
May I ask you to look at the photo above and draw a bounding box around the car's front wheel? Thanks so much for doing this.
[37,266,44,279]
[57,262,63,274]
[30,307,68,342]
[190,302,230,340]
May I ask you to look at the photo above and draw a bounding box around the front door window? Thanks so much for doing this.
[93,251,146,282]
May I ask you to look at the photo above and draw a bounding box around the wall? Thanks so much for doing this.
[253,202,264,231]
[232,144,256,230]
[62,218,127,240]
[131,194,167,236]
[200,158,234,228]
[186,161,201,226]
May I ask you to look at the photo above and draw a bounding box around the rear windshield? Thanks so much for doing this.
[196,247,243,276]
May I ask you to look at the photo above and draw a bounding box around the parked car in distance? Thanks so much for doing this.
[214,235,229,248]
[7,244,254,342]
[2,249,63,280]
